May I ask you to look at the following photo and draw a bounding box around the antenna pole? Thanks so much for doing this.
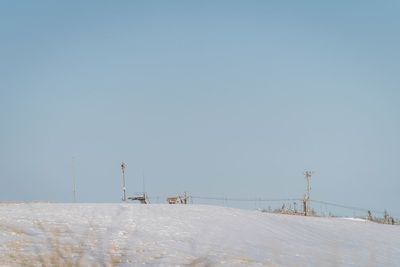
[142,172,145,194]
[142,172,146,202]
[72,157,76,203]
[303,171,314,215]
[121,162,126,202]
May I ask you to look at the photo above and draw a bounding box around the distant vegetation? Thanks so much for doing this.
[261,204,399,225]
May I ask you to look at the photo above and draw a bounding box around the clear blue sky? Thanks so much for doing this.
[1,1,399,215]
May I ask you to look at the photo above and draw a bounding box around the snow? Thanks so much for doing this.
[342,217,368,222]
[0,203,399,266]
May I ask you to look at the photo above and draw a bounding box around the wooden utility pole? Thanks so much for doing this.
[121,162,126,202]
[303,171,314,216]
[72,157,76,203]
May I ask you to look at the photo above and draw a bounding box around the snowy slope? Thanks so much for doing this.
[0,203,399,266]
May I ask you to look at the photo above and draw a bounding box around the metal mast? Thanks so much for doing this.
[72,157,76,203]
[142,172,146,202]
[142,172,145,195]
[303,171,314,215]
[121,162,127,202]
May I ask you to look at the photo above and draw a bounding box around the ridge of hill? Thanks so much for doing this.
[0,203,399,266]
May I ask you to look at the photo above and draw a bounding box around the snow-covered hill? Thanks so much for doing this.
[0,203,399,266]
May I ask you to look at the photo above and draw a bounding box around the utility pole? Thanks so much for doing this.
[302,194,307,216]
[121,162,127,202]
[142,172,146,203]
[72,157,76,203]
[142,172,145,195]
[303,171,314,216]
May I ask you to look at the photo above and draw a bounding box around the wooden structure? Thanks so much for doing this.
[128,193,147,204]
[166,192,190,204]
[166,196,181,204]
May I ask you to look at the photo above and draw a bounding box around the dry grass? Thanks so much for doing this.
[0,222,126,267]
[0,201,51,205]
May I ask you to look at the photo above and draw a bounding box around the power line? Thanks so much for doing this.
[144,194,398,218]
[309,199,387,215]
[190,196,397,217]
[191,196,301,202]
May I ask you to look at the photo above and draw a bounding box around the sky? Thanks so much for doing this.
[1,1,399,216]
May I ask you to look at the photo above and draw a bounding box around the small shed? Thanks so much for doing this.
[166,193,190,204]
[166,196,182,204]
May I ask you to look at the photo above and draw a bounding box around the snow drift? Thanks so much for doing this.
[0,203,399,266]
